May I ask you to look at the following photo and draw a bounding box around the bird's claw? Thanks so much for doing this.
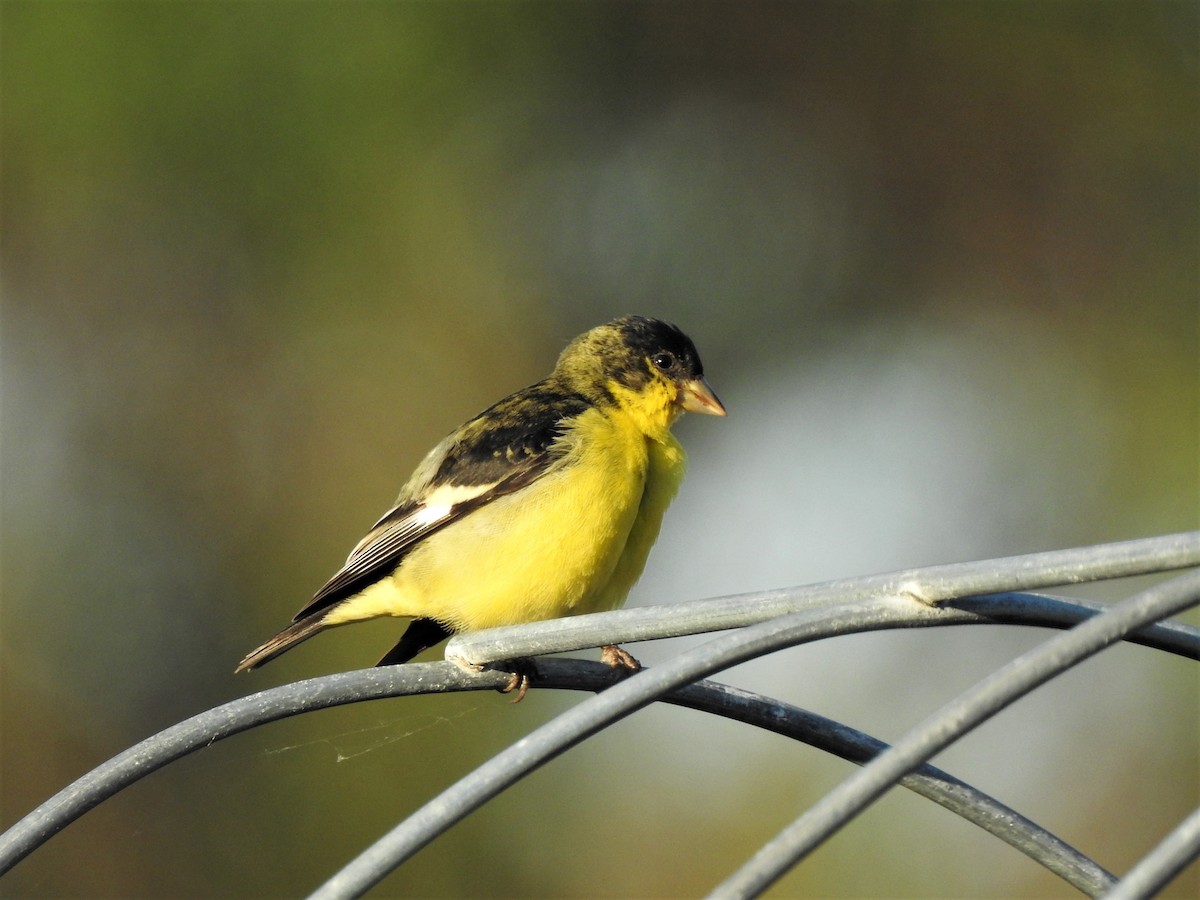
[500,672,530,703]
[496,658,538,703]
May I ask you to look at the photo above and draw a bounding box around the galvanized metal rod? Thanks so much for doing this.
[708,569,1200,899]
[1100,806,1200,900]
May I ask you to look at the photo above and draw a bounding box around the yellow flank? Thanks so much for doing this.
[323,394,686,632]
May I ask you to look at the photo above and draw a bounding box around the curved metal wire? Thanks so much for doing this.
[0,664,499,876]
[0,657,1122,893]
[7,587,1196,879]
[1100,807,1200,900]
[1,534,1196,898]
[310,576,1200,899]
[6,591,1194,888]
[708,569,1200,897]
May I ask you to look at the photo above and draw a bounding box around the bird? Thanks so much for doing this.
[236,315,725,698]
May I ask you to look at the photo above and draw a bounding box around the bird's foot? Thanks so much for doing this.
[600,644,642,673]
[495,657,538,704]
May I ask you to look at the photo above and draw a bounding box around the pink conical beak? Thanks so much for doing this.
[678,377,726,416]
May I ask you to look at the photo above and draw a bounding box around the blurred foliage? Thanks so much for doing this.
[2,1,1196,897]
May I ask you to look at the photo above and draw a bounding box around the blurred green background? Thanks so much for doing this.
[2,1,1197,897]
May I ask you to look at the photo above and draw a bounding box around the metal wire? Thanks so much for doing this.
[0,654,1126,894]
[7,589,1192,880]
[708,569,1200,898]
[1101,807,1200,900]
[1,533,1196,897]
[309,575,1200,898]
[0,664,503,875]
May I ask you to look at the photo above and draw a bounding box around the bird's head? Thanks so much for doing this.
[555,316,726,432]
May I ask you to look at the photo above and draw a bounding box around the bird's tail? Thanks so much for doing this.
[235,613,329,673]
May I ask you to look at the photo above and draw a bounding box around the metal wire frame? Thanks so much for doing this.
[1,532,1197,898]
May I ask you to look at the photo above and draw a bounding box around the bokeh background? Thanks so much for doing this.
[2,2,1197,897]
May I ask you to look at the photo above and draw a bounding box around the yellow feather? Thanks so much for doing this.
[322,390,687,632]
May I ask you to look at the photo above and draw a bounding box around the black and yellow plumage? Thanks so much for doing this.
[236,315,724,680]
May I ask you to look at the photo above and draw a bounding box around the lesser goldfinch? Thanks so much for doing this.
[236,316,724,694]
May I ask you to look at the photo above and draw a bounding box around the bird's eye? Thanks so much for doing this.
[651,352,676,371]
